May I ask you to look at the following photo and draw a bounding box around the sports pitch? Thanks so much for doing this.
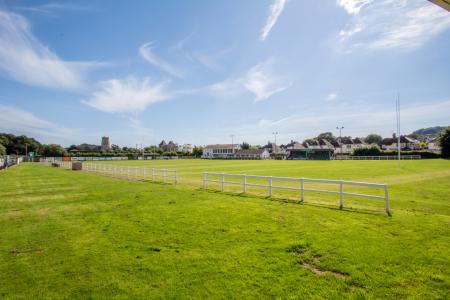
[1,160,449,298]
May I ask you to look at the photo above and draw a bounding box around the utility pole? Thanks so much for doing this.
[25,143,28,159]
[336,126,344,156]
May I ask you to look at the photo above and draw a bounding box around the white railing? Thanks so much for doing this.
[203,172,389,214]
[40,161,177,184]
[83,163,177,184]
[334,155,421,160]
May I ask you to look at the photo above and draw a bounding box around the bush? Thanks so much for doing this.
[353,147,381,156]
[439,127,450,158]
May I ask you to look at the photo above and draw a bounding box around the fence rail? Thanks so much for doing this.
[41,161,177,184]
[334,155,421,160]
[203,172,389,214]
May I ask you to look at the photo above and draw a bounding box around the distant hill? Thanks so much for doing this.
[411,126,447,139]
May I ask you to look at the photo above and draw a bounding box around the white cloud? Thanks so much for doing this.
[260,0,287,41]
[337,0,371,15]
[244,59,291,102]
[83,76,170,114]
[0,104,78,144]
[0,10,99,90]
[338,0,450,51]
[210,59,291,102]
[327,92,337,101]
[139,42,185,78]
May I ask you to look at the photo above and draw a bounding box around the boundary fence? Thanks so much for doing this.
[334,155,420,160]
[203,172,389,214]
[41,161,177,184]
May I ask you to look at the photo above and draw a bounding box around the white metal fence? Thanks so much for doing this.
[41,162,177,184]
[203,172,389,214]
[334,155,421,160]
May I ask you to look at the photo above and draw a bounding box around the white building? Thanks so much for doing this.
[427,138,441,153]
[202,144,240,159]
[178,144,194,153]
[234,149,270,160]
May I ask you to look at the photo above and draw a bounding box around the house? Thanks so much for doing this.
[159,140,178,152]
[337,137,354,155]
[427,138,441,153]
[283,140,305,150]
[262,142,287,159]
[234,149,270,160]
[202,144,240,159]
[178,144,194,153]
[380,134,420,151]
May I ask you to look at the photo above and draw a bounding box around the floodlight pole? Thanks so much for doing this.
[272,132,279,146]
[336,126,344,156]
[230,134,235,157]
[396,94,401,162]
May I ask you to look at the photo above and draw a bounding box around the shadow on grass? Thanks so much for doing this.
[198,188,390,216]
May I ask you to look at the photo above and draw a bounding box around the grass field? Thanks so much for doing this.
[1,160,449,298]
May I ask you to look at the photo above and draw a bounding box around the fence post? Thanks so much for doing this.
[221,174,224,192]
[339,181,343,209]
[300,178,304,202]
[203,173,206,190]
[243,175,247,193]
[268,177,273,197]
[384,185,390,215]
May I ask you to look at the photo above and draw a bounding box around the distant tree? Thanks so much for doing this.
[241,142,250,150]
[0,144,5,156]
[439,127,450,158]
[111,144,120,151]
[364,134,382,144]
[192,146,203,158]
[317,132,336,142]
[41,144,67,157]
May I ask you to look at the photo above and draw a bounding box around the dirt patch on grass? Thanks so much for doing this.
[287,243,347,279]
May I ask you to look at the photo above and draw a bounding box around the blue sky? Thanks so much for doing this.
[0,0,449,147]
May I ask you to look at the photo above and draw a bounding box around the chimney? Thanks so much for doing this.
[392,133,396,139]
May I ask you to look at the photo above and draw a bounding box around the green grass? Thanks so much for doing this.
[0,160,449,299]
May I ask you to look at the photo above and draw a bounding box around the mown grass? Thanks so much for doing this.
[0,161,449,299]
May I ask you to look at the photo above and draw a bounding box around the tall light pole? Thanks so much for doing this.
[336,126,344,155]
[272,132,279,154]
[230,134,235,157]
[396,93,401,162]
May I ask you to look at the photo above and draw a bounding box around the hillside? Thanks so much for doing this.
[411,126,447,139]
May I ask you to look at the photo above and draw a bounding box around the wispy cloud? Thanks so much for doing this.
[260,0,287,41]
[244,59,291,102]
[338,0,450,51]
[16,2,91,15]
[210,58,291,102]
[327,92,337,101]
[139,42,185,78]
[336,0,371,15]
[83,76,171,114]
[0,10,100,91]
[0,104,78,144]
[225,99,450,144]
